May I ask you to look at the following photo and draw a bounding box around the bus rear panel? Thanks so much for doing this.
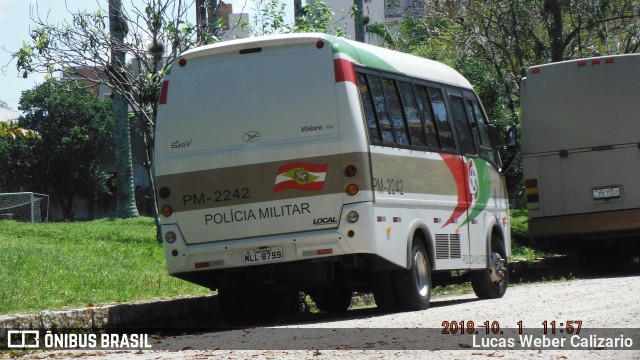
[155,34,511,314]
[522,55,640,242]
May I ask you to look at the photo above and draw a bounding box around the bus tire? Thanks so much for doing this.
[471,233,508,299]
[393,239,432,311]
[371,270,400,313]
[218,288,280,324]
[310,288,352,313]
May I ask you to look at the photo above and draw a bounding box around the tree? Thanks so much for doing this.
[13,0,216,226]
[429,0,640,115]
[0,100,11,110]
[196,0,220,41]
[0,80,112,219]
[253,0,346,36]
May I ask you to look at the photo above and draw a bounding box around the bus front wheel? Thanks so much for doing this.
[471,234,508,299]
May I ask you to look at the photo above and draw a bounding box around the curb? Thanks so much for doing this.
[0,295,221,341]
[1,259,545,342]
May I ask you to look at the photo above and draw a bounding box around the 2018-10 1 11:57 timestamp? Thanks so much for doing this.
[441,320,584,335]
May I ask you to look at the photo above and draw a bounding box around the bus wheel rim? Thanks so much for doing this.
[414,250,429,297]
[489,251,506,285]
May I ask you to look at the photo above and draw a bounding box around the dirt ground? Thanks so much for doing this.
[11,272,640,360]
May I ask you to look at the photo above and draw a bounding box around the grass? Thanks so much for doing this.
[0,218,209,315]
[509,209,554,262]
[0,210,547,315]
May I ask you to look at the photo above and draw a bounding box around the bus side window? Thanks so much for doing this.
[397,81,426,147]
[382,78,410,146]
[415,85,441,150]
[357,73,382,144]
[427,87,456,151]
[467,100,498,164]
[367,74,394,145]
[449,95,477,156]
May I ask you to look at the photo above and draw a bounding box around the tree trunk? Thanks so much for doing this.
[354,0,365,42]
[196,0,219,42]
[109,0,139,218]
[543,0,565,62]
[57,194,74,220]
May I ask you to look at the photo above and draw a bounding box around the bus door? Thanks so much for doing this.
[446,90,483,265]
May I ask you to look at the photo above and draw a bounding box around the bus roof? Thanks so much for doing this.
[525,53,639,75]
[176,33,472,89]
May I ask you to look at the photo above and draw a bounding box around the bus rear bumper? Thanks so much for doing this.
[529,208,640,240]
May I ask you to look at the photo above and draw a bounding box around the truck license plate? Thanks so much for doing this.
[593,186,620,200]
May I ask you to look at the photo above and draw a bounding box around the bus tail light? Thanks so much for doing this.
[525,179,540,210]
[159,187,171,199]
[159,80,169,105]
[346,183,359,196]
[347,211,359,223]
[344,164,358,177]
[161,205,173,217]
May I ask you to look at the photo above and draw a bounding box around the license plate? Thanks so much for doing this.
[243,247,283,264]
[593,186,620,200]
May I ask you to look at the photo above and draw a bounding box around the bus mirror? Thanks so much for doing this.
[505,125,518,150]
[487,124,503,150]
[499,124,519,175]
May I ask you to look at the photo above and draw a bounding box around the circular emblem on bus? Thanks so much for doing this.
[468,159,479,201]
[243,131,261,142]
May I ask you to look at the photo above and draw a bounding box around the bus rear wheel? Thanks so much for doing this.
[218,288,280,325]
[393,239,432,311]
[471,234,508,299]
[309,288,352,313]
[371,270,400,312]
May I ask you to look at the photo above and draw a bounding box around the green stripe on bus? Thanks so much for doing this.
[324,36,398,74]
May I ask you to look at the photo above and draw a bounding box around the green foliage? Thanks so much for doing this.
[0,80,113,219]
[250,0,289,36]
[0,218,207,314]
[510,208,530,244]
[0,120,41,140]
[294,0,346,37]
[248,0,346,36]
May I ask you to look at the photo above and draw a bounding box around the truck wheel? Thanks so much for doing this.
[393,238,432,311]
[471,234,508,299]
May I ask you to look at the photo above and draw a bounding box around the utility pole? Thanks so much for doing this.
[109,0,139,218]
